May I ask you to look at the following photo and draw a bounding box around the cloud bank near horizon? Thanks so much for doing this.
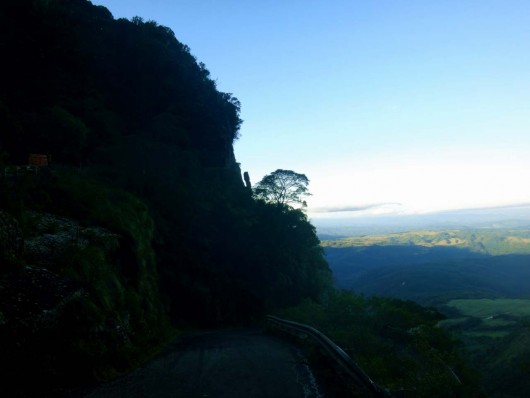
[310,202,402,214]
[310,202,530,218]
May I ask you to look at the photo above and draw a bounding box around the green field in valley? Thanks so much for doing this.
[438,297,530,396]
[440,298,530,339]
[447,298,530,319]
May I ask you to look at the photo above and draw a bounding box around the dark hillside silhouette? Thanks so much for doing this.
[0,1,331,394]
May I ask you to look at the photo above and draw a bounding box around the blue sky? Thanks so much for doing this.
[91,0,530,217]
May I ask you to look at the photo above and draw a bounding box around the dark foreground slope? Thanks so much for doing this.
[0,1,331,395]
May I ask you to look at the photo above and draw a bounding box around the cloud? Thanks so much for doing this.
[428,202,530,215]
[311,202,402,213]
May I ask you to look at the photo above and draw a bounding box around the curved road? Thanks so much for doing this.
[83,328,323,398]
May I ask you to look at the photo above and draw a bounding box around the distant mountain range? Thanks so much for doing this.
[322,228,530,303]
[313,204,530,238]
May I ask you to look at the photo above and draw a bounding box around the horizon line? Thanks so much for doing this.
[309,201,530,218]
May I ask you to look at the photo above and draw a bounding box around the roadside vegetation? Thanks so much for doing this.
[277,292,482,397]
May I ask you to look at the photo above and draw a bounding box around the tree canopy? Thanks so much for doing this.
[253,169,311,207]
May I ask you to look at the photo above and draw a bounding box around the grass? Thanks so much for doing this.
[439,299,529,344]
[322,230,465,248]
[447,298,530,319]
[482,318,517,328]
[437,317,469,328]
[465,331,511,339]
[505,236,530,245]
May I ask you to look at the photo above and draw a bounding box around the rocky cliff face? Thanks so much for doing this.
[0,210,24,269]
[0,0,243,388]
[0,208,171,396]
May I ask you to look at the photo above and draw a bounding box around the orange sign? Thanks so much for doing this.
[28,154,48,166]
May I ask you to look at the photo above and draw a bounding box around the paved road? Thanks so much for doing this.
[83,328,323,398]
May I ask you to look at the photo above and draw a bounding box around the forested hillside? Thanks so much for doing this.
[0,0,331,395]
[323,228,530,255]
[323,229,530,303]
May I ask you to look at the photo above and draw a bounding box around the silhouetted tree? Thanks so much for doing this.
[253,169,311,207]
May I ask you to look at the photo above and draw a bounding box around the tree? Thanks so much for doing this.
[253,169,311,207]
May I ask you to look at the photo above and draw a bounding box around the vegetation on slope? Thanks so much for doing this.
[323,229,530,397]
[441,299,530,398]
[278,292,482,397]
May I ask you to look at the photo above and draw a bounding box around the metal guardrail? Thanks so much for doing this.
[3,165,41,177]
[267,315,392,398]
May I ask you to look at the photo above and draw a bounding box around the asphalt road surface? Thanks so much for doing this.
[83,328,324,398]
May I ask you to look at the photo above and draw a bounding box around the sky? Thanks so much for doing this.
[91,0,530,218]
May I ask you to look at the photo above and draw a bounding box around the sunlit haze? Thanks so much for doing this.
[91,0,530,217]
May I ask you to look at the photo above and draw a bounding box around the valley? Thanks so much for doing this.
[321,227,530,397]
